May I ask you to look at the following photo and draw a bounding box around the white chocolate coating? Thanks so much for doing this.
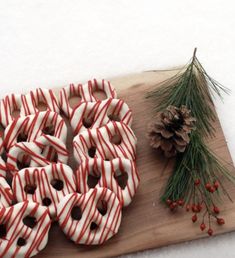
[12,163,76,219]
[0,201,51,258]
[76,158,139,207]
[59,79,117,118]
[70,98,133,135]
[73,121,137,164]
[57,188,122,245]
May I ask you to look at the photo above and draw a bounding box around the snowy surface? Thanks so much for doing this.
[0,1,235,257]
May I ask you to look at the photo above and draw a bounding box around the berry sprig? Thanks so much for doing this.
[165,178,226,236]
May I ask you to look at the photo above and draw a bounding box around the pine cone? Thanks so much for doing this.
[147,105,196,157]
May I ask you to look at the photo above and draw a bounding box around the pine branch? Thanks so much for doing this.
[146,48,234,235]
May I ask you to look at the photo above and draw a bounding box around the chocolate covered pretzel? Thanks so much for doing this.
[76,158,139,207]
[59,79,117,118]
[12,163,76,218]
[70,98,133,135]
[0,201,51,257]
[57,187,122,245]
[73,121,137,164]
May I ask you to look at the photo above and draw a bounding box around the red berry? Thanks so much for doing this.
[192,204,198,213]
[213,206,220,214]
[197,204,202,212]
[200,223,206,231]
[192,214,197,223]
[208,186,215,193]
[205,183,211,190]
[217,218,225,225]
[214,181,219,190]
[207,228,213,236]
[194,179,201,186]
[170,202,177,210]
[177,199,184,206]
[186,204,190,212]
[166,199,172,206]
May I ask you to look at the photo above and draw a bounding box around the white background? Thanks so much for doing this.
[1,1,235,257]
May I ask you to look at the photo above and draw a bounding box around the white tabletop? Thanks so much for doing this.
[0,1,235,257]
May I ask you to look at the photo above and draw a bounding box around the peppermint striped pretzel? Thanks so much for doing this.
[76,158,139,207]
[57,187,122,245]
[12,163,76,219]
[70,98,133,135]
[73,121,137,164]
[0,93,32,128]
[7,136,68,175]
[4,111,67,151]
[59,79,117,118]
[24,88,60,114]
[0,201,51,258]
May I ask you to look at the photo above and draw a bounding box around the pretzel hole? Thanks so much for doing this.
[51,179,64,191]
[23,216,37,228]
[82,117,94,128]
[17,132,28,142]
[42,197,52,206]
[87,174,100,188]
[17,155,31,170]
[12,108,21,119]
[24,184,37,194]
[17,237,27,246]
[114,170,128,189]
[0,224,7,238]
[37,101,48,111]
[1,151,7,162]
[90,222,99,230]
[69,95,82,109]
[71,206,82,221]
[97,200,108,216]
[0,123,4,136]
[110,134,122,145]
[42,125,55,136]
[88,146,96,158]
[44,147,58,162]
[93,90,107,101]
[108,114,120,122]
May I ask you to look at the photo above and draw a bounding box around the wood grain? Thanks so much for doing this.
[37,70,235,258]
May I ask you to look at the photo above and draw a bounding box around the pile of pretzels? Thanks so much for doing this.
[0,79,139,257]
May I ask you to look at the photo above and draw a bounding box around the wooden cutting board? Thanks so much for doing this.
[37,69,235,258]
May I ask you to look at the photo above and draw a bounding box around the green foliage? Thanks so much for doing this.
[146,49,234,208]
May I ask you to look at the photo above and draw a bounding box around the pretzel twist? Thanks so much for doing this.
[70,98,133,135]
[12,163,76,218]
[0,201,51,258]
[76,158,139,207]
[57,188,122,245]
